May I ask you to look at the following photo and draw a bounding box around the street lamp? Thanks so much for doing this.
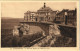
[65,12,68,25]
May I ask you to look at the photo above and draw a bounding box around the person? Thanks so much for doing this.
[18,27,23,37]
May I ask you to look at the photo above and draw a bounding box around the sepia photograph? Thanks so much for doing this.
[1,2,77,47]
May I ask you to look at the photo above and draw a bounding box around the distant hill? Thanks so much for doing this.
[1,17,13,19]
[1,17,24,29]
[1,17,24,23]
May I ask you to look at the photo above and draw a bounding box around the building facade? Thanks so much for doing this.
[67,9,76,26]
[24,11,37,22]
[55,9,76,26]
[24,3,57,22]
[55,9,69,24]
[37,3,56,22]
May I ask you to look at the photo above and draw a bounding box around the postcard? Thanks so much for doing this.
[0,1,79,51]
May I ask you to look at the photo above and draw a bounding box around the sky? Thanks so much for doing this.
[1,2,77,18]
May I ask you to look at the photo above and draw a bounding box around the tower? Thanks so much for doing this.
[44,3,46,8]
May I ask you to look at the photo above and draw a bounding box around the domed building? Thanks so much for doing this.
[24,3,57,22]
[37,3,57,22]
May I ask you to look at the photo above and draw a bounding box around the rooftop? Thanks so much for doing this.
[37,3,53,12]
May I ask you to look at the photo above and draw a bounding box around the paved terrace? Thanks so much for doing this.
[20,21,54,25]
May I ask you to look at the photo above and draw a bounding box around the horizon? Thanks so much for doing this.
[1,17,24,19]
[1,2,77,18]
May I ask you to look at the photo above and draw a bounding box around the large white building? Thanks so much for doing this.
[24,3,57,22]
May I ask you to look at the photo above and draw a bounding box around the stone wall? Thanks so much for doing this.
[20,22,49,35]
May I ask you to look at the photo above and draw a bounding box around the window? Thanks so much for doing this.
[46,13,47,15]
[48,13,50,15]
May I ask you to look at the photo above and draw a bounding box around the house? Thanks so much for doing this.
[24,11,37,22]
[55,8,76,26]
[55,9,69,24]
[67,8,76,26]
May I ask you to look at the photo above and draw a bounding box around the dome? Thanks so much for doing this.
[37,3,53,12]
